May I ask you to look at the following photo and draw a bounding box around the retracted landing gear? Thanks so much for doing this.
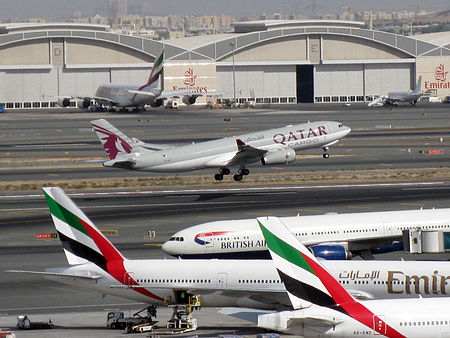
[214,167,231,181]
[322,146,330,159]
[233,168,250,181]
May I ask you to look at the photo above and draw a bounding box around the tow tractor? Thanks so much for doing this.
[116,293,201,334]
[107,306,157,330]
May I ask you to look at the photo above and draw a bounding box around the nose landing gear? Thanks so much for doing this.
[323,146,330,159]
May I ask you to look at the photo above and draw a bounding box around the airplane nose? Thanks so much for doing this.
[161,241,174,255]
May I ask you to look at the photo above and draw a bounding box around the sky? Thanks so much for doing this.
[0,0,447,21]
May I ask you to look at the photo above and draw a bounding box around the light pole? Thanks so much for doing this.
[230,41,236,106]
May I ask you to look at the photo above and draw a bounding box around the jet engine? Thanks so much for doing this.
[309,245,352,260]
[261,149,296,165]
[57,97,71,108]
[76,98,91,109]
[182,95,197,105]
[150,98,163,107]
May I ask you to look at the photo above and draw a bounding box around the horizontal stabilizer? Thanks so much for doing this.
[104,158,136,169]
[7,269,102,280]
[219,308,273,324]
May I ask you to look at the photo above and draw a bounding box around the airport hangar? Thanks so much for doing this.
[0,20,449,109]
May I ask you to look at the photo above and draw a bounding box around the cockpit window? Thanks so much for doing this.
[338,124,343,128]
[169,237,176,241]
[169,237,184,242]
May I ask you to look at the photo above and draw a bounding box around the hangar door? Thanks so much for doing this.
[296,65,314,103]
[364,63,412,97]
[314,64,363,100]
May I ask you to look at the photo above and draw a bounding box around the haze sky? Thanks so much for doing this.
[0,0,447,21]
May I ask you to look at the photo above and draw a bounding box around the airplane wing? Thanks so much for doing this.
[7,269,103,280]
[127,90,158,100]
[158,89,222,100]
[227,139,268,166]
[92,96,120,105]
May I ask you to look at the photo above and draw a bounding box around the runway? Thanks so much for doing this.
[0,103,449,184]
[1,104,449,336]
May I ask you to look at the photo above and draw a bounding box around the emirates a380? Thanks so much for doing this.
[90,119,351,181]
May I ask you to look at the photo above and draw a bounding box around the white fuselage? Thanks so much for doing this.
[106,121,351,172]
[95,83,161,108]
[162,208,450,258]
[259,298,450,337]
[47,259,450,310]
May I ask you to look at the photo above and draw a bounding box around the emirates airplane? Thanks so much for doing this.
[9,187,450,321]
[257,216,450,337]
[162,208,450,259]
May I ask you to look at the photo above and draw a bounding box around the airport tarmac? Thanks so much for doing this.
[0,104,449,336]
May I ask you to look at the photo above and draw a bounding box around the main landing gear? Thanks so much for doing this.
[233,168,249,181]
[213,167,250,181]
[214,167,231,181]
[323,146,330,159]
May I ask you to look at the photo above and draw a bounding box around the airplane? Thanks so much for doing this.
[56,51,208,111]
[256,216,450,337]
[90,119,351,181]
[368,76,422,107]
[162,208,450,259]
[8,187,450,326]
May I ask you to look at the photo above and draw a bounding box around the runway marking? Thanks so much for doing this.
[143,243,163,247]
[400,202,425,206]
[0,302,144,312]
[0,181,445,201]
[13,143,89,148]
[347,205,373,209]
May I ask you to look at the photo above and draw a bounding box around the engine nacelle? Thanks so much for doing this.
[261,149,296,165]
[309,245,351,260]
[76,98,91,109]
[57,97,71,108]
[182,95,197,105]
[150,98,163,108]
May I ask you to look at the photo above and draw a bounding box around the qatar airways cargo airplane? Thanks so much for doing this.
[162,208,450,259]
[256,216,450,337]
[9,187,450,322]
[90,119,351,181]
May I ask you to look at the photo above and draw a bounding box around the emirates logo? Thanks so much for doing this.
[434,64,448,82]
[184,68,197,86]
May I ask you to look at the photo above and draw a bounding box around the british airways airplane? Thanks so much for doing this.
[162,208,450,259]
[90,119,351,181]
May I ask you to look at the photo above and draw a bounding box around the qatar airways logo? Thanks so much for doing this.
[273,126,327,145]
[91,124,132,160]
[424,64,450,89]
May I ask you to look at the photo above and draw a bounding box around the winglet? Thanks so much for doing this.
[236,139,246,147]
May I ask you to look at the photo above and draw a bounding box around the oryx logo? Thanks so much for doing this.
[435,64,448,82]
[91,124,132,160]
[194,231,233,245]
